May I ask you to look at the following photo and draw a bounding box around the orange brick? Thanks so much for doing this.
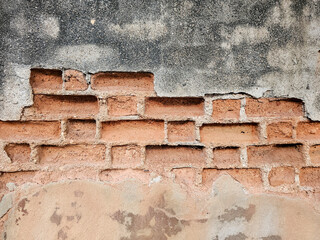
[309,145,320,165]
[91,72,154,93]
[145,146,205,168]
[296,122,320,140]
[4,144,31,163]
[111,145,141,168]
[38,145,105,164]
[167,121,196,142]
[246,98,303,118]
[0,171,36,189]
[101,120,164,143]
[268,167,295,186]
[267,122,293,141]
[99,169,150,183]
[25,95,98,119]
[247,145,304,167]
[0,121,60,141]
[213,147,241,168]
[145,97,204,118]
[202,168,263,189]
[172,168,196,185]
[66,120,96,140]
[64,69,88,91]
[30,69,62,93]
[200,124,259,145]
[212,99,241,120]
[300,167,320,189]
[107,96,137,116]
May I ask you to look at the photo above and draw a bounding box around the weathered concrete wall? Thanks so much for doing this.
[1,0,320,119]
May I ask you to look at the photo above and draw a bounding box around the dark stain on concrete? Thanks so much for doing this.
[50,209,62,226]
[218,204,256,223]
[74,190,84,198]
[17,198,29,216]
[58,228,68,240]
[262,235,282,240]
[225,232,247,240]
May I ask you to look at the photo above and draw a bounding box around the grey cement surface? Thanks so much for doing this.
[0,0,320,119]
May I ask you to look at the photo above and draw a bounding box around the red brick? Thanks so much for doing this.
[99,169,149,183]
[107,96,138,116]
[172,168,196,185]
[101,120,164,143]
[0,121,60,141]
[66,120,96,140]
[246,98,303,118]
[0,171,36,189]
[202,168,263,189]
[309,145,320,165]
[4,144,31,163]
[167,121,196,142]
[212,99,241,120]
[145,97,204,118]
[30,69,62,93]
[25,95,98,119]
[38,145,106,164]
[91,72,154,93]
[111,145,141,168]
[145,146,205,168]
[64,69,88,91]
[213,147,241,168]
[300,167,320,188]
[247,145,304,167]
[296,122,320,140]
[267,122,293,141]
[268,167,295,186]
[200,124,259,145]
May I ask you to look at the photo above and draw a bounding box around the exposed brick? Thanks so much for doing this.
[99,169,150,183]
[267,122,293,141]
[172,168,196,185]
[91,72,154,93]
[101,120,164,143]
[300,168,320,188]
[30,69,63,93]
[0,171,36,189]
[212,99,241,120]
[200,124,259,145]
[107,96,138,116]
[146,146,205,168]
[145,97,204,118]
[38,145,106,164]
[167,121,196,142]
[0,121,60,141]
[25,95,98,119]
[246,98,303,118]
[66,120,96,140]
[64,69,88,91]
[111,145,141,168]
[247,145,304,167]
[309,145,320,165]
[4,144,31,163]
[268,167,295,186]
[296,122,320,140]
[202,168,263,189]
[213,147,241,168]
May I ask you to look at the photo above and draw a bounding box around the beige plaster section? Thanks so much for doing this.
[3,175,320,240]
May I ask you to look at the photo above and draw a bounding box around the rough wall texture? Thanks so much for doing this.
[1,70,320,239]
[1,0,320,119]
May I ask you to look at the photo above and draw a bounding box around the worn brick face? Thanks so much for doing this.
[0,121,60,141]
[212,99,241,120]
[246,98,303,118]
[146,146,205,168]
[5,144,31,163]
[296,122,320,140]
[107,96,138,116]
[310,145,320,165]
[30,69,62,93]
[300,168,320,188]
[64,69,88,91]
[172,168,196,185]
[268,167,295,186]
[91,72,154,93]
[111,145,141,168]
[66,120,96,140]
[247,145,304,167]
[101,120,164,143]
[38,145,106,164]
[267,122,293,141]
[145,97,204,118]
[167,121,196,142]
[213,147,241,168]
[200,124,259,145]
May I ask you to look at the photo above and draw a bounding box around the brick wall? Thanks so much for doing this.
[1,68,320,202]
